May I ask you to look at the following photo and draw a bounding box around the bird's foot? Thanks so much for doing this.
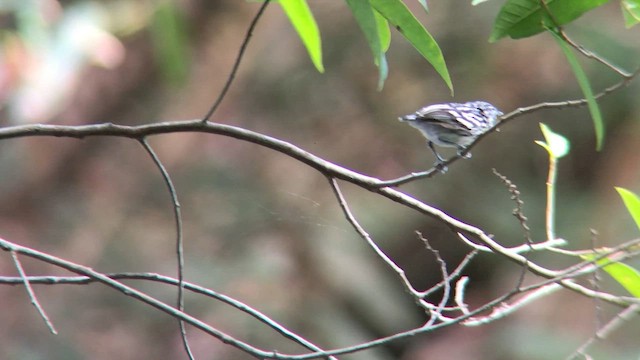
[457,150,472,159]
[434,161,448,173]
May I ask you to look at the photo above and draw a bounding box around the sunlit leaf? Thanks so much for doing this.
[489,0,609,42]
[370,0,453,94]
[622,0,640,28]
[615,187,640,231]
[374,9,391,52]
[150,1,189,84]
[551,31,604,150]
[346,0,388,89]
[582,253,640,298]
[536,123,570,158]
[279,0,324,73]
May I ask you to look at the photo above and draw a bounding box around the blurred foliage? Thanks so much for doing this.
[0,1,639,359]
[279,0,324,73]
[149,0,190,84]
[0,0,187,123]
[550,29,605,149]
[488,0,612,41]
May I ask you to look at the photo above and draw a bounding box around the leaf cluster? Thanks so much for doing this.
[279,0,638,152]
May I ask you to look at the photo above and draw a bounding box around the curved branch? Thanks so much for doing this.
[0,120,382,186]
[139,138,193,359]
[378,68,639,187]
[0,237,308,359]
[0,119,634,307]
[203,1,271,122]
[0,271,336,359]
[10,251,58,334]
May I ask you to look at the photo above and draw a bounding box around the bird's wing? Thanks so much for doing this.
[415,104,475,132]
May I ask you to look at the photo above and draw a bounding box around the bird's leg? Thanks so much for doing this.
[428,141,448,173]
[457,146,472,159]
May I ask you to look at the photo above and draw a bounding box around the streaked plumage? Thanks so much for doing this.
[399,101,502,168]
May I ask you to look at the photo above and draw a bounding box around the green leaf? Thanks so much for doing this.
[374,9,391,52]
[551,31,604,150]
[582,253,640,298]
[346,0,389,90]
[536,123,570,158]
[472,0,492,4]
[370,0,453,94]
[622,0,640,28]
[489,0,610,42]
[150,1,190,84]
[600,261,640,298]
[279,0,324,73]
[615,187,640,231]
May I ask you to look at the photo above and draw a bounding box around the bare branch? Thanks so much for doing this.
[327,177,423,300]
[378,69,639,187]
[555,29,631,78]
[455,277,470,315]
[0,120,592,301]
[567,304,640,360]
[0,120,384,187]
[0,0,637,357]
[0,237,278,359]
[492,169,532,243]
[139,138,193,360]
[589,229,604,338]
[202,1,271,122]
[539,0,632,78]
[417,232,453,326]
[422,250,478,299]
[463,284,562,326]
[10,251,58,334]
[455,230,637,307]
[0,272,336,358]
[491,169,534,290]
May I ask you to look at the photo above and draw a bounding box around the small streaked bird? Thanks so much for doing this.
[399,101,502,170]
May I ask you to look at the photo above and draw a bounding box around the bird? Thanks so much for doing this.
[399,101,502,171]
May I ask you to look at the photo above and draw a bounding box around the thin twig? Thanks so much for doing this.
[2,236,633,360]
[515,238,640,298]
[421,250,478,298]
[492,169,532,243]
[589,229,603,343]
[463,284,562,326]
[492,170,536,292]
[502,68,638,121]
[0,237,281,359]
[417,232,452,326]
[544,153,558,242]
[0,118,634,307]
[275,273,575,359]
[454,229,637,307]
[0,219,473,360]
[0,271,336,358]
[139,138,193,359]
[556,29,631,78]
[202,1,271,122]
[0,120,385,187]
[327,177,423,300]
[567,304,640,360]
[454,277,470,315]
[10,251,58,334]
[538,0,631,78]
[378,69,639,187]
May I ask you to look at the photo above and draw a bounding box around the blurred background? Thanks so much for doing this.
[0,0,639,359]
